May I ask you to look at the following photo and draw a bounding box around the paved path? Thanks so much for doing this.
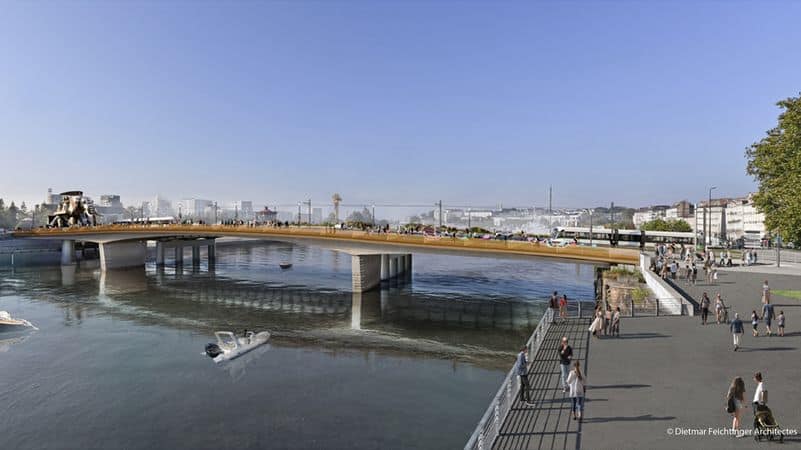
[580,269,801,449]
[494,318,591,450]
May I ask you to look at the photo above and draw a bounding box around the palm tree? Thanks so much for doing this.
[332,193,342,223]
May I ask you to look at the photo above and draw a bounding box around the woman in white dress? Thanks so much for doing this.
[589,309,603,337]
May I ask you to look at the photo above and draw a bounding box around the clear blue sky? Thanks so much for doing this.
[1,1,799,210]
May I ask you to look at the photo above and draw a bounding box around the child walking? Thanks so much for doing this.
[778,310,785,337]
[751,310,759,337]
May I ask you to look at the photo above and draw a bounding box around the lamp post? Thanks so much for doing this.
[297,201,302,226]
[707,186,717,247]
[467,208,471,231]
[372,204,376,227]
[588,209,594,247]
[178,203,183,222]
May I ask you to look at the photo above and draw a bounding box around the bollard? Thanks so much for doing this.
[630,298,634,317]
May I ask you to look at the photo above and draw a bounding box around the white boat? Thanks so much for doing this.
[0,311,38,332]
[204,330,271,363]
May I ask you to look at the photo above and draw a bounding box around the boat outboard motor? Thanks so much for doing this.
[205,343,223,358]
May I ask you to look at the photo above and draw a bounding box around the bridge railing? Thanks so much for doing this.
[464,307,557,450]
[15,225,640,264]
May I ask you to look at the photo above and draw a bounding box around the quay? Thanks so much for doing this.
[468,265,801,450]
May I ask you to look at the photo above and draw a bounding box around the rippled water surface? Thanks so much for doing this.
[0,240,595,449]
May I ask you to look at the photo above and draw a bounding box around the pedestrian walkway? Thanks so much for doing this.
[578,269,801,449]
[494,317,591,450]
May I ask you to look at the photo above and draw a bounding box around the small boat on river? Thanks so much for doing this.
[0,311,38,332]
[204,330,271,363]
[279,263,293,269]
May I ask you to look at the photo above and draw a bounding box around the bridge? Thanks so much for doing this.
[13,225,639,292]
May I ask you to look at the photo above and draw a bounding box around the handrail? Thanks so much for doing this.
[13,225,640,264]
[464,307,555,450]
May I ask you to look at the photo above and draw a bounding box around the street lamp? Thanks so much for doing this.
[467,208,472,231]
[297,201,302,226]
[707,186,717,247]
[372,204,376,227]
[178,203,183,222]
[587,209,594,247]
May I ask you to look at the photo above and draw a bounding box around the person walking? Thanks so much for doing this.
[778,311,785,337]
[604,307,613,336]
[558,337,573,393]
[762,280,771,304]
[589,309,603,338]
[700,292,711,325]
[611,306,621,336]
[515,346,531,403]
[715,294,726,324]
[751,310,759,337]
[566,361,586,421]
[549,291,559,323]
[558,295,568,323]
[762,301,775,336]
[726,376,747,436]
[752,372,766,411]
[731,313,744,351]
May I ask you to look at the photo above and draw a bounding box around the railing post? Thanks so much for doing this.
[656,299,660,316]
[630,298,634,317]
[478,431,485,450]
[493,404,500,437]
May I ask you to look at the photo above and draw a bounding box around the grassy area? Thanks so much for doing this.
[774,290,801,300]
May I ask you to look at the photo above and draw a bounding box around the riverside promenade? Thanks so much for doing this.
[483,266,801,450]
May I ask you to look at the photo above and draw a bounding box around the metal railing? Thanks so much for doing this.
[464,307,554,450]
[14,224,640,264]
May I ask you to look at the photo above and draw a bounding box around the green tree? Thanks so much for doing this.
[746,93,801,245]
[641,218,692,232]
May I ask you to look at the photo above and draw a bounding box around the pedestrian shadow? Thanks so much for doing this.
[614,333,670,339]
[737,346,796,352]
[780,331,801,336]
[588,384,650,389]
[772,304,801,308]
[582,414,675,423]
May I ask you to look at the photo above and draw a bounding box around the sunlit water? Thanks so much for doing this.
[0,240,595,449]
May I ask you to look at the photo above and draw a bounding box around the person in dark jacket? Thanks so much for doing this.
[516,346,531,402]
[730,313,744,351]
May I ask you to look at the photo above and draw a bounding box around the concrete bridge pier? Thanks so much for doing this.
[352,254,382,293]
[61,240,75,266]
[192,245,201,266]
[380,254,389,281]
[174,245,184,266]
[99,241,147,271]
[155,242,165,266]
[207,242,216,264]
[389,256,398,278]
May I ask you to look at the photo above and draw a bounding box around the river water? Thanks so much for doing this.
[0,240,595,449]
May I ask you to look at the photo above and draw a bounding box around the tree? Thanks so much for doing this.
[746,93,801,245]
[641,218,692,232]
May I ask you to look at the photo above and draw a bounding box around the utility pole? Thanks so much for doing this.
[707,186,717,247]
[437,200,443,229]
[548,185,553,230]
[610,201,614,225]
[372,204,376,227]
[297,201,302,226]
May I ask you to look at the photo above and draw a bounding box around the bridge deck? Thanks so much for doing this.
[13,225,639,264]
[494,317,591,450]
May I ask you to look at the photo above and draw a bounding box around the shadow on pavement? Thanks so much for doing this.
[737,346,796,352]
[582,415,675,423]
[588,384,650,389]
[613,333,670,340]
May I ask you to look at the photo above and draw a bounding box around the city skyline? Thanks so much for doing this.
[3,2,800,207]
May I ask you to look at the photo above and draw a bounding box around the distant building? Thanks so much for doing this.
[312,207,323,224]
[255,206,278,223]
[152,195,173,217]
[695,199,730,245]
[44,188,61,206]
[725,195,766,242]
[181,198,214,220]
[95,194,126,223]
